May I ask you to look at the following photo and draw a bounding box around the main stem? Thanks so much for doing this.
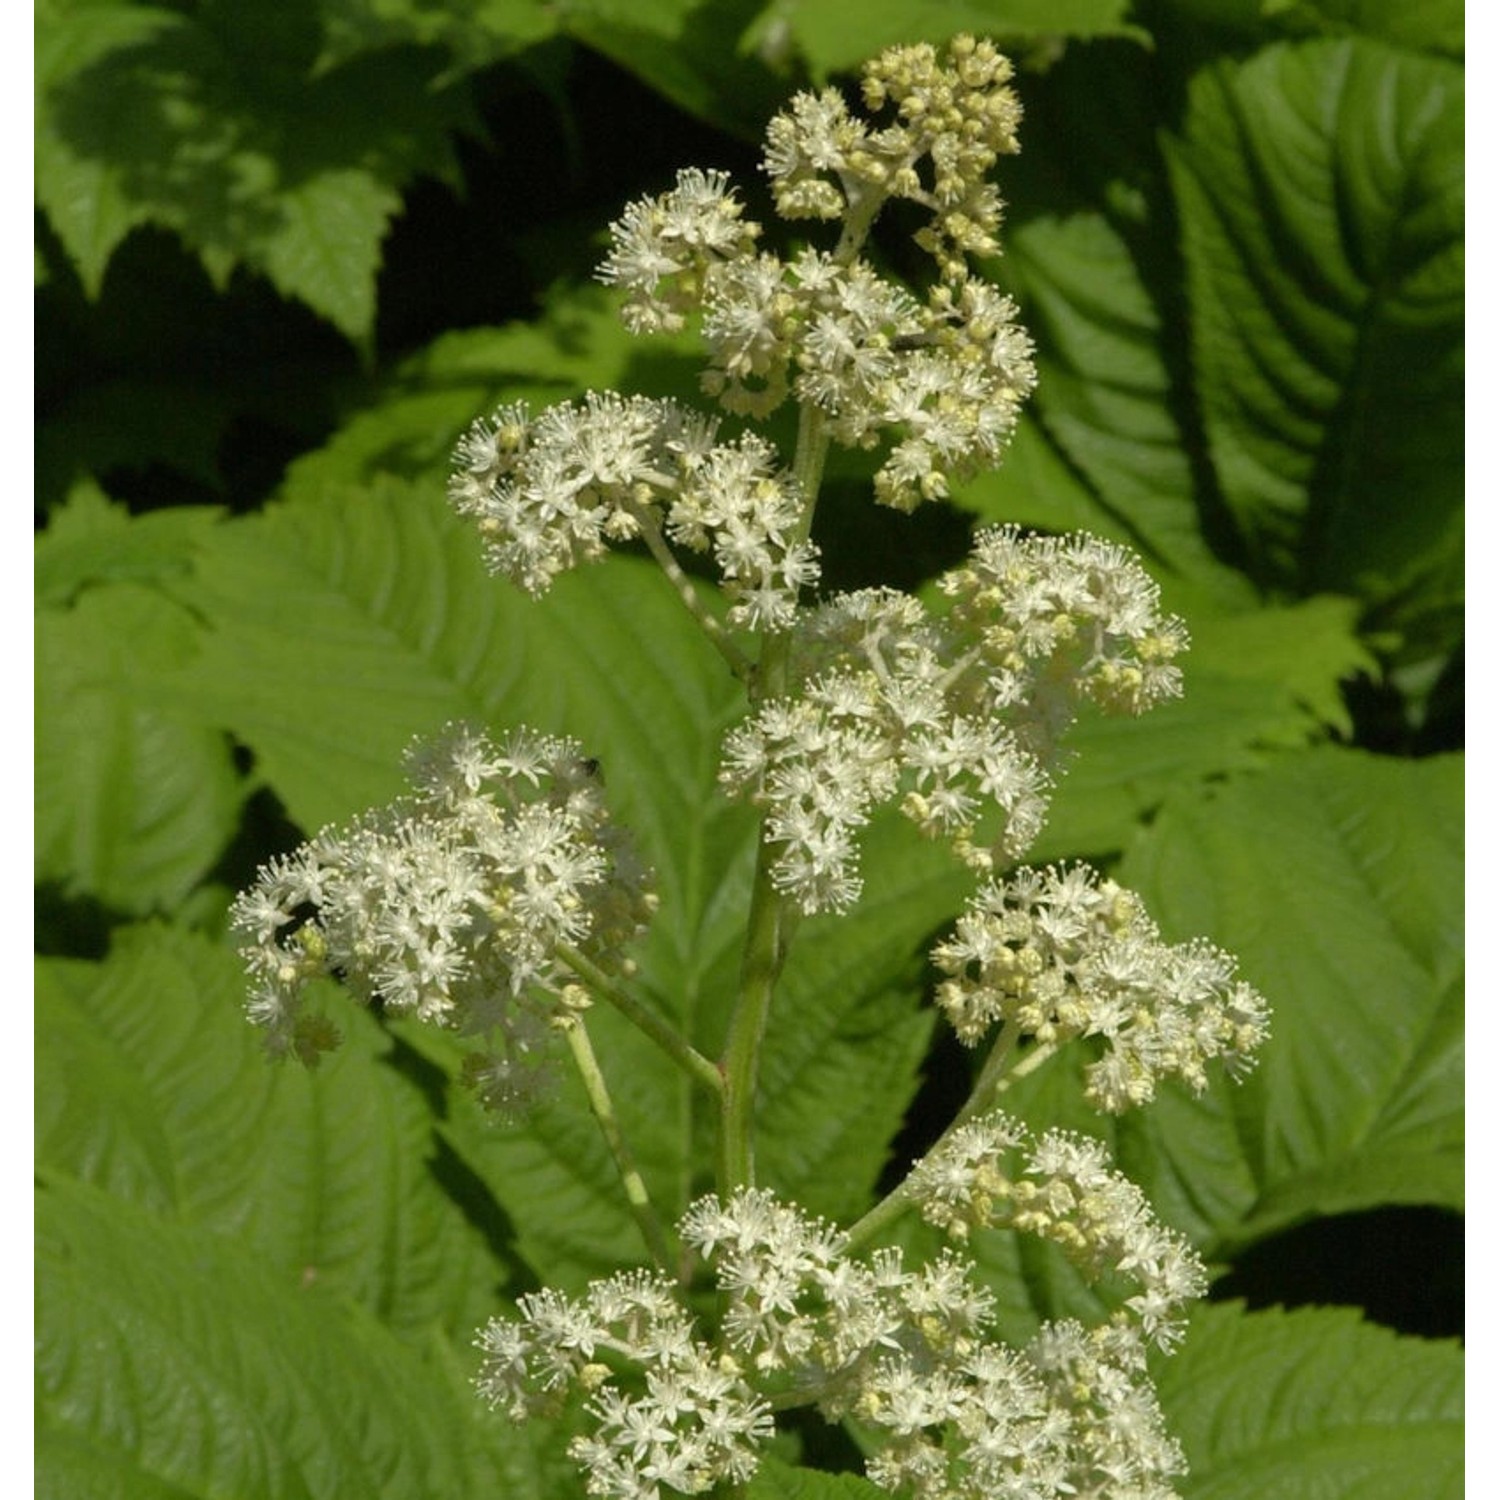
[714,191,882,1196]
[716,407,831,1194]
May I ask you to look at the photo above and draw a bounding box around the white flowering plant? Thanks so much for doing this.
[37,8,1461,1500]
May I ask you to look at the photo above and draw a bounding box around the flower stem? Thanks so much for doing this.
[842,1027,1044,1254]
[563,1016,674,1273]
[716,401,833,1194]
[624,498,756,684]
[558,944,724,1100]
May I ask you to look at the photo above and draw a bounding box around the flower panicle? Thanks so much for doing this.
[720,527,1189,915]
[477,1186,1188,1500]
[931,862,1271,1110]
[230,722,656,1112]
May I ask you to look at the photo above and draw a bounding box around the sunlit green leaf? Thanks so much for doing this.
[756,0,1144,78]
[972,211,1251,603]
[1118,747,1462,1247]
[1030,593,1374,860]
[37,1173,561,1500]
[1161,1301,1463,1499]
[36,582,245,914]
[36,924,516,1337]
[36,481,222,608]
[36,0,476,343]
[1165,40,1462,635]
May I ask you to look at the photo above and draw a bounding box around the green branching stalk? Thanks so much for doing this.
[716,399,834,1194]
[562,1015,675,1274]
[558,943,724,1099]
[842,1026,1033,1254]
[623,496,756,684]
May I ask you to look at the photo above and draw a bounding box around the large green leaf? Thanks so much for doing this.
[36,924,516,1338]
[35,481,222,609]
[36,0,476,344]
[36,581,245,915]
[1080,746,1461,1254]
[37,1173,566,1500]
[1165,40,1462,629]
[971,210,1251,603]
[1159,1301,1462,1499]
[1260,0,1463,58]
[1027,592,1374,861]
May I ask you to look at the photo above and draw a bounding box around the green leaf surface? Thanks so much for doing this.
[312,0,558,72]
[36,924,514,1338]
[37,1173,561,1500]
[280,291,706,502]
[974,210,1251,603]
[36,0,475,342]
[36,582,245,914]
[36,481,223,607]
[746,1456,886,1498]
[1262,0,1463,58]
[35,0,163,295]
[1165,40,1463,624]
[1160,1301,1463,1499]
[761,0,1145,80]
[1107,747,1463,1252]
[563,0,788,139]
[1029,593,1374,860]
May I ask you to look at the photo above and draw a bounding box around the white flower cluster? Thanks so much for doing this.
[597,165,762,335]
[476,1268,773,1500]
[478,1187,1188,1500]
[931,864,1271,1111]
[449,392,818,631]
[595,35,1036,511]
[231,723,655,1109]
[720,528,1187,914]
[909,1111,1207,1348]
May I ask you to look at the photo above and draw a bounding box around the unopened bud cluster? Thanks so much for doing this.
[720,527,1187,913]
[931,863,1270,1111]
[231,723,654,1108]
[478,1187,1188,1500]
